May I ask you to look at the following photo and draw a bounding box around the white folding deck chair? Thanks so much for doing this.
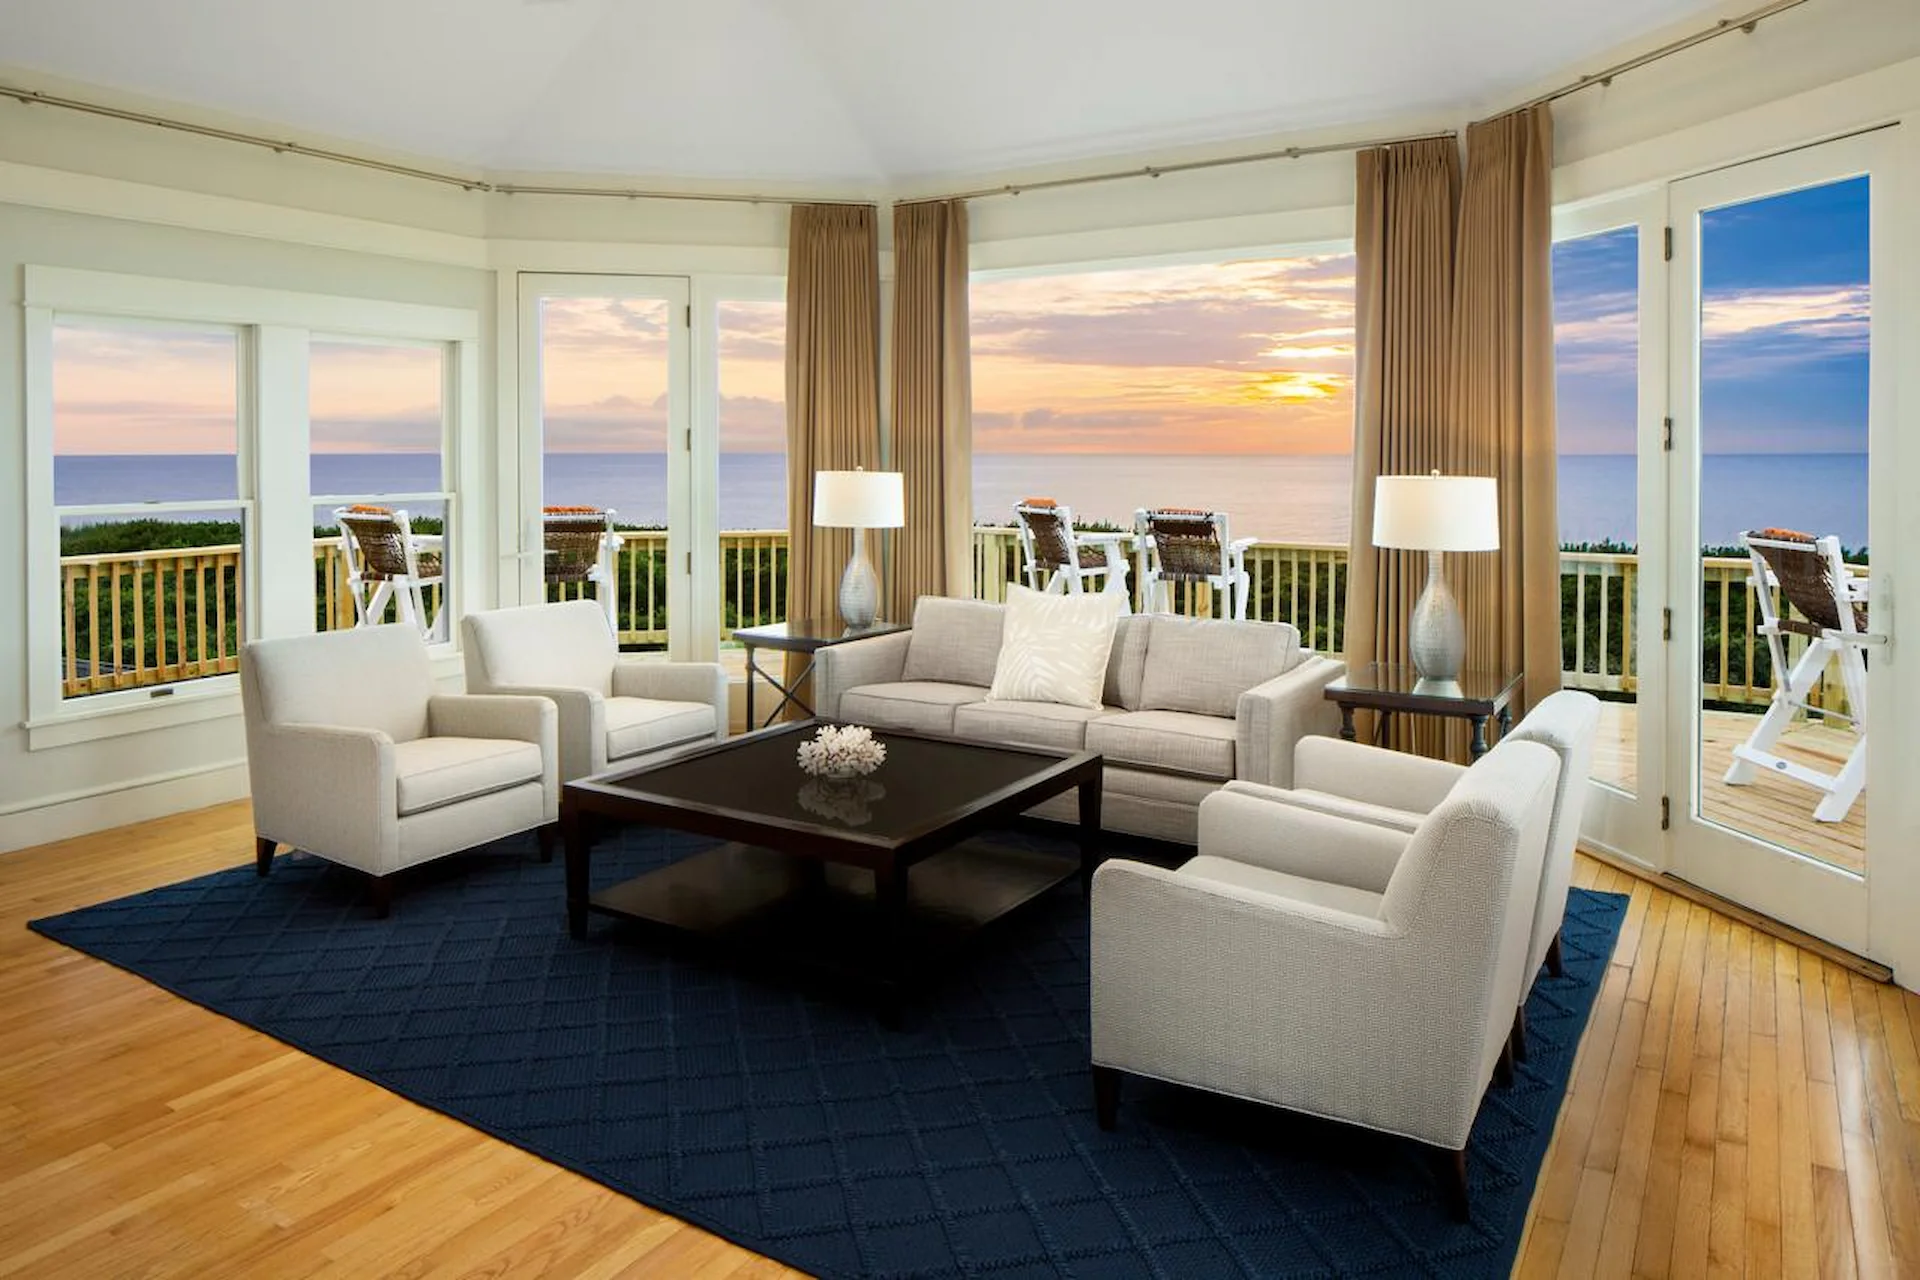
[1012,499,1130,599]
[1724,529,1875,823]
[1135,508,1257,620]
[542,506,624,628]
[334,505,446,642]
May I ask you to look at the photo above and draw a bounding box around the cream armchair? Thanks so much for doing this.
[1090,738,1560,1218]
[241,625,559,917]
[461,600,727,782]
[1227,689,1601,1007]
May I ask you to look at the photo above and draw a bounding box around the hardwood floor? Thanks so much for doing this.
[3,803,1917,1278]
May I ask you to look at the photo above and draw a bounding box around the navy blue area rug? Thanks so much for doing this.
[32,828,1623,1279]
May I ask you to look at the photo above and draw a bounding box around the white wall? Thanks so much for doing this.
[0,203,496,850]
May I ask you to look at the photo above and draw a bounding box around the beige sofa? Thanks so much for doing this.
[814,597,1345,843]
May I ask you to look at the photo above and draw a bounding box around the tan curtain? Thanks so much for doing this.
[1451,105,1560,716]
[786,204,881,691]
[1345,137,1461,751]
[887,199,974,619]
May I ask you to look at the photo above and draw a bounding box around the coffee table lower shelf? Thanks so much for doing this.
[577,837,1083,1008]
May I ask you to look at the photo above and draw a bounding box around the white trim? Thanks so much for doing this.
[25,266,481,341]
[969,206,1354,275]
[25,682,241,751]
[0,159,487,267]
[0,760,252,855]
[489,240,786,277]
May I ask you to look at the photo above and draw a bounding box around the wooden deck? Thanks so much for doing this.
[2,803,1916,1277]
[1591,700,1865,876]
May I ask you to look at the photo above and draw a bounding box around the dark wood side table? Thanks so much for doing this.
[733,617,911,731]
[1323,663,1523,759]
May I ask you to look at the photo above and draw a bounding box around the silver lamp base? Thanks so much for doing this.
[838,527,879,630]
[1409,549,1466,684]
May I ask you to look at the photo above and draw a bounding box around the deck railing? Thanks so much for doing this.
[57,532,1863,718]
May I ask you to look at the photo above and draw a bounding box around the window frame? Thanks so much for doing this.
[22,266,481,748]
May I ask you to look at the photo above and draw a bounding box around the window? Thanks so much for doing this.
[309,338,450,633]
[970,252,1354,646]
[51,319,249,699]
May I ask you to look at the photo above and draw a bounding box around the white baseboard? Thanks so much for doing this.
[0,760,249,854]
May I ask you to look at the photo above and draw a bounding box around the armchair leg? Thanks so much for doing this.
[536,823,558,864]
[1437,1146,1470,1221]
[255,836,277,877]
[1547,929,1565,978]
[1493,1038,1516,1089]
[1511,1007,1528,1064]
[369,874,393,920]
[1093,1065,1121,1131]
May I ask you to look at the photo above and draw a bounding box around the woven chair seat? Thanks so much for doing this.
[362,552,441,582]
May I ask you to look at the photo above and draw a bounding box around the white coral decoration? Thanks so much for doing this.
[796,724,887,778]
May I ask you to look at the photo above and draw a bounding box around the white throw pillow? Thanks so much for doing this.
[988,584,1125,710]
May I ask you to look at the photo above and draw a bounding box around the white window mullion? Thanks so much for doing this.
[254,325,313,638]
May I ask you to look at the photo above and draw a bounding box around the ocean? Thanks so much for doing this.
[53,451,1870,550]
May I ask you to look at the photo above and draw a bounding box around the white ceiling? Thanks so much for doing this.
[1,0,1724,188]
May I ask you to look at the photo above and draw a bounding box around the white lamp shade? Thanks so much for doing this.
[1372,474,1500,551]
[813,469,905,529]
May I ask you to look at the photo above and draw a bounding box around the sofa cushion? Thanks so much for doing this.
[1103,614,1151,711]
[605,697,716,762]
[1086,710,1237,780]
[393,736,543,817]
[839,682,989,735]
[901,598,1005,688]
[953,700,1114,753]
[1139,616,1302,717]
[988,584,1123,710]
[1179,854,1385,919]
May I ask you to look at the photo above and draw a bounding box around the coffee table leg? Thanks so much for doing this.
[875,864,908,1025]
[564,806,589,940]
[1079,775,1103,893]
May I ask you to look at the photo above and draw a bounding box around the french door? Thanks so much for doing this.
[1662,131,1892,951]
[516,274,692,657]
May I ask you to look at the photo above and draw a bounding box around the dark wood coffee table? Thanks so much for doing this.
[561,721,1103,1012]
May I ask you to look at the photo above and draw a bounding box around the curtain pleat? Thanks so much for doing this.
[1347,106,1557,759]
[888,199,973,619]
[785,204,881,695]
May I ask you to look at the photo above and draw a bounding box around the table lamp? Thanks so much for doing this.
[813,468,905,629]
[1372,472,1499,686]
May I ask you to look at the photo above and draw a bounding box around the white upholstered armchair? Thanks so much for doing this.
[461,600,727,782]
[1090,737,1560,1218]
[241,625,559,917]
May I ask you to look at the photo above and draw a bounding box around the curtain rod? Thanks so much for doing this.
[901,0,1813,205]
[2,0,1814,208]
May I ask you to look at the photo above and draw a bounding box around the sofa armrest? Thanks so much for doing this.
[1198,785,1412,894]
[813,630,914,720]
[472,684,604,783]
[1294,736,1464,816]
[611,660,729,728]
[1091,855,1490,1150]
[247,723,397,873]
[1234,654,1345,787]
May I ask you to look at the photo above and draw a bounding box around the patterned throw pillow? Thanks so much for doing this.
[987,584,1125,710]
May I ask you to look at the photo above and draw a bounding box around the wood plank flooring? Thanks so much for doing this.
[2,802,1917,1278]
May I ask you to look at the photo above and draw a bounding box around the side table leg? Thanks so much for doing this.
[1078,774,1104,893]
[564,806,589,940]
[1339,704,1357,742]
[745,648,756,731]
[1470,714,1491,759]
[1497,708,1513,740]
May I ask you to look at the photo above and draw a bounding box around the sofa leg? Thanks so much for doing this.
[369,874,393,920]
[536,823,557,864]
[1511,1007,1528,1064]
[1093,1065,1121,1131]
[1437,1146,1470,1221]
[1493,1038,1515,1089]
[255,836,277,877]
[1547,929,1565,978]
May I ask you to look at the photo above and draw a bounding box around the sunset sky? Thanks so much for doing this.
[51,175,1869,469]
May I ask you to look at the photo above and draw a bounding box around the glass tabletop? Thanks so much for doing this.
[731,618,909,649]
[585,723,1088,842]
[1327,662,1522,706]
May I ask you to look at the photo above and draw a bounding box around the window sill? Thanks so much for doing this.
[24,647,466,751]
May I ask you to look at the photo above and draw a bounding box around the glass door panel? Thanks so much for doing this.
[520,277,690,656]
[1667,135,1883,951]
[715,298,787,648]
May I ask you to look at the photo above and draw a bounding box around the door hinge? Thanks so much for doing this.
[1663,226,1673,261]
[1661,796,1671,830]
[685,304,692,327]
[1662,607,1673,641]
[685,551,692,575]
[1663,417,1673,451]
[685,428,692,451]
